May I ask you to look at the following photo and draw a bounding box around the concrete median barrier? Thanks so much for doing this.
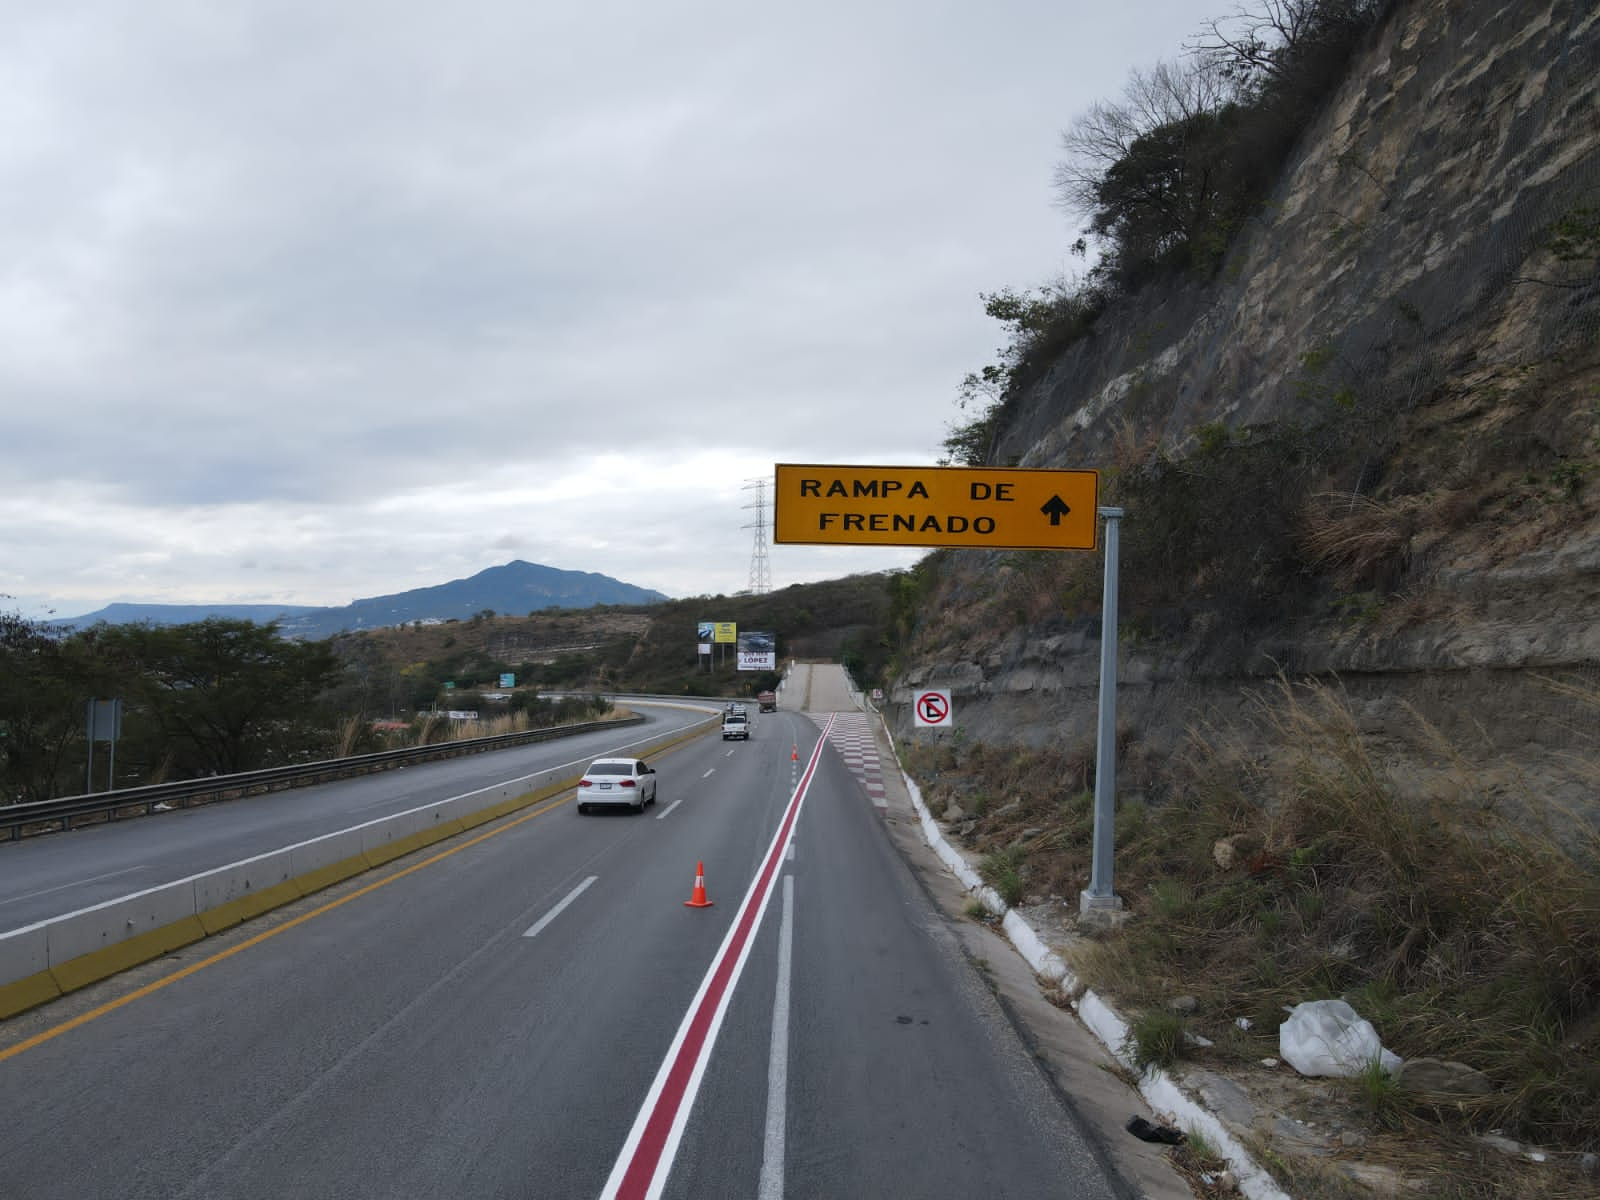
[0,923,49,982]
[0,925,58,1019]
[45,883,199,965]
[287,828,371,896]
[2,710,723,1014]
[46,884,207,994]
[358,801,466,867]
[193,851,300,935]
[191,851,297,912]
[462,771,578,827]
[199,879,305,936]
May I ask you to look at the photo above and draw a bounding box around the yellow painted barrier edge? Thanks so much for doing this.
[364,826,441,870]
[291,855,372,898]
[0,971,64,1020]
[3,717,719,1019]
[466,784,566,829]
[198,880,307,936]
[48,915,209,995]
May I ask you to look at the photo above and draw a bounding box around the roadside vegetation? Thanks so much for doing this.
[943,0,1393,466]
[600,574,894,697]
[1,571,896,802]
[0,611,621,801]
[906,680,1600,1193]
[906,0,1600,1191]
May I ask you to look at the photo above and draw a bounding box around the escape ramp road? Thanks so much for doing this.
[0,703,710,933]
[0,702,1124,1200]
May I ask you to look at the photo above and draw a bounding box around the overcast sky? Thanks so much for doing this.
[2,0,1218,620]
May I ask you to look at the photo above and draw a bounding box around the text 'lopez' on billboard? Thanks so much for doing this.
[737,631,776,671]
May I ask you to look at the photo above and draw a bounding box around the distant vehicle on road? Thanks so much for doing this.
[722,711,750,740]
[757,690,777,712]
[576,757,658,814]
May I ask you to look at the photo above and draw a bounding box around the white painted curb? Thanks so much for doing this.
[886,717,1291,1200]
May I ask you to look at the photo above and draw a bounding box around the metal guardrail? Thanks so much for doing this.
[1,715,649,843]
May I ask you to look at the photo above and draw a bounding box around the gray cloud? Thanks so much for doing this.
[1,0,1218,617]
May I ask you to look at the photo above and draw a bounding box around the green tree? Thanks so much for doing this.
[1055,2,1387,290]
[0,613,112,801]
[1088,106,1242,281]
[943,285,1106,465]
[97,619,341,776]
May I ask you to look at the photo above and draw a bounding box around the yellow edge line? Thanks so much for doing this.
[0,790,572,1064]
[1,719,716,1065]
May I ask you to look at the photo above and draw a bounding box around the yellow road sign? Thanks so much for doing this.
[774,464,1099,550]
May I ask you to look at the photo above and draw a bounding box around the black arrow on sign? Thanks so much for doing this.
[1040,495,1071,526]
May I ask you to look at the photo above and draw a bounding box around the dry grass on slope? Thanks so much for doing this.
[907,679,1600,1191]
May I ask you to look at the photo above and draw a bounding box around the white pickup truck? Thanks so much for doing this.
[721,711,750,740]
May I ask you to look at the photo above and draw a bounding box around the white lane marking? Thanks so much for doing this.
[3,716,709,938]
[521,876,598,939]
[702,769,715,778]
[725,749,735,757]
[0,865,147,908]
[758,877,795,1200]
[352,796,407,811]
[655,798,686,821]
[599,716,835,1200]
[786,842,795,862]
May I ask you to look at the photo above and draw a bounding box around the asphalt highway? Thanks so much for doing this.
[0,696,1125,1199]
[0,703,709,931]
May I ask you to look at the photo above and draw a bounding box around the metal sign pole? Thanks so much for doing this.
[767,461,1116,909]
[85,699,97,795]
[1081,507,1125,915]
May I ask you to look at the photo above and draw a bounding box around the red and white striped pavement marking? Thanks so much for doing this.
[599,716,836,1200]
[809,712,887,813]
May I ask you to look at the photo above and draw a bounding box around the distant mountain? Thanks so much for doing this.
[55,602,322,628]
[281,560,669,638]
[57,561,670,640]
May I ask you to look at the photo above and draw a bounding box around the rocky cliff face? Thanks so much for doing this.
[1000,0,1597,463]
[893,0,1600,818]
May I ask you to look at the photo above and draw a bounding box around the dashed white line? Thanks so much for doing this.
[655,798,686,821]
[4,723,706,939]
[758,876,795,1200]
[521,876,598,939]
[702,769,715,778]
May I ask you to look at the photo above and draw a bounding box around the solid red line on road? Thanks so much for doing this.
[603,717,835,1200]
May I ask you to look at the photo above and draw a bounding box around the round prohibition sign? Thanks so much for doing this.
[916,691,950,725]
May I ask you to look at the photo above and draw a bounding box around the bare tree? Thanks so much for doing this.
[1054,57,1235,222]
[1188,0,1386,89]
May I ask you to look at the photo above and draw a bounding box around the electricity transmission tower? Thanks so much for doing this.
[742,477,772,595]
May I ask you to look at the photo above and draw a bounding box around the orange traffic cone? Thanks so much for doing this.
[791,744,799,762]
[684,861,714,908]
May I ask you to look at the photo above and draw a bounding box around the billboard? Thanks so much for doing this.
[697,620,714,653]
[713,621,738,644]
[737,630,776,671]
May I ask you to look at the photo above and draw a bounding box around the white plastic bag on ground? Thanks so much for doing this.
[1279,999,1402,1078]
